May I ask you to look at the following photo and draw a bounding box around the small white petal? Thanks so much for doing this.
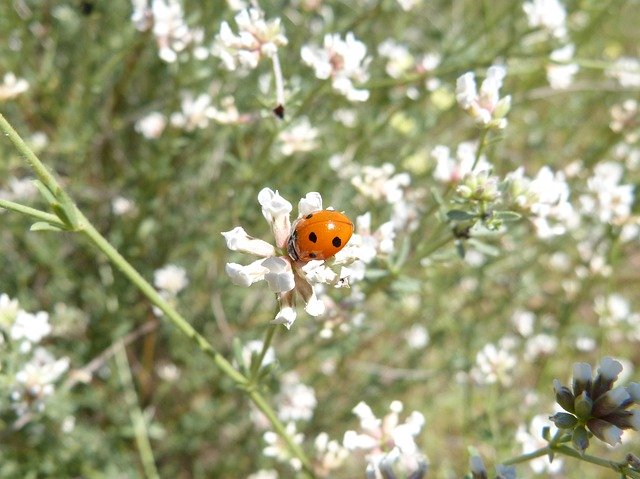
[258,188,292,248]
[271,306,296,329]
[298,192,323,217]
[225,260,268,287]
[304,291,325,316]
[222,226,276,256]
[599,357,623,381]
[262,257,295,293]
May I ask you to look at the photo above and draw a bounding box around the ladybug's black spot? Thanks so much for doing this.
[332,237,342,247]
[305,213,313,219]
[309,253,317,258]
[308,232,318,243]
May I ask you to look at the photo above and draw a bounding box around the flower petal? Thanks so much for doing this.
[225,259,268,287]
[271,306,296,329]
[222,226,276,257]
[263,256,295,292]
[298,192,323,217]
[258,188,292,249]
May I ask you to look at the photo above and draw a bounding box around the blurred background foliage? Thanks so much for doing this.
[1,0,640,477]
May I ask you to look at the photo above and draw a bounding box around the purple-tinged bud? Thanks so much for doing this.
[470,455,488,479]
[574,391,593,420]
[495,465,516,479]
[587,418,623,447]
[549,412,578,429]
[627,382,640,402]
[591,357,623,400]
[601,410,640,430]
[593,386,631,417]
[572,425,589,454]
[554,379,575,412]
[572,362,592,396]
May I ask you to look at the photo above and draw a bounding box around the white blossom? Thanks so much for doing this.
[153,264,188,295]
[456,65,511,129]
[135,111,167,139]
[0,73,29,101]
[523,0,568,39]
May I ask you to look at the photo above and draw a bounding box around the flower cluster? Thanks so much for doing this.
[212,8,288,71]
[0,72,29,101]
[302,32,371,102]
[343,400,427,478]
[222,188,355,329]
[0,293,69,417]
[550,357,640,452]
[456,65,511,129]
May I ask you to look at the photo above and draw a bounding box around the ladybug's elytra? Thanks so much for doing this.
[287,210,354,262]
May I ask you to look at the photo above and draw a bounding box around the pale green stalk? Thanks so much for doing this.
[0,198,65,227]
[115,343,160,479]
[0,113,315,478]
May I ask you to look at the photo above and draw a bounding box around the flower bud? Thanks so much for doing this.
[554,379,575,412]
[574,391,593,420]
[549,412,578,429]
[593,386,631,417]
[572,362,592,396]
[587,418,622,447]
[591,357,623,400]
[572,425,589,454]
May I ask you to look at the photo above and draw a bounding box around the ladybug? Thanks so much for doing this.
[287,210,354,262]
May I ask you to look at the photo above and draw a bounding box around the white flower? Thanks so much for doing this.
[111,196,135,215]
[314,432,349,475]
[456,66,511,129]
[276,372,317,422]
[10,311,52,345]
[471,342,517,386]
[405,324,430,349]
[170,92,217,131]
[0,293,20,328]
[432,142,491,183]
[378,39,415,79]
[241,340,276,369]
[223,188,353,329]
[580,161,634,224]
[301,32,371,102]
[212,8,287,71]
[263,422,304,471]
[135,111,167,139]
[278,118,319,156]
[153,264,188,295]
[149,0,204,63]
[12,347,70,416]
[343,400,425,473]
[547,44,579,89]
[0,73,29,101]
[351,163,410,203]
[606,57,640,88]
[523,0,568,39]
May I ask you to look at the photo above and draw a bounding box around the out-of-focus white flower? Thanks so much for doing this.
[278,118,319,156]
[547,43,579,89]
[135,111,167,139]
[209,95,252,125]
[111,196,135,215]
[301,32,371,102]
[0,293,20,328]
[351,163,410,204]
[138,0,204,63]
[212,8,287,71]
[516,414,564,474]
[580,161,634,224]
[314,432,349,476]
[344,400,426,474]
[610,99,639,144]
[378,39,415,79]
[153,264,188,295]
[431,142,492,184]
[524,334,558,361]
[606,57,640,88]
[170,92,217,131]
[263,422,304,471]
[276,372,317,422]
[247,470,278,479]
[471,342,517,386]
[223,188,354,329]
[456,66,511,129]
[11,347,70,416]
[10,311,52,346]
[511,309,536,337]
[0,177,37,202]
[396,0,422,10]
[523,0,568,39]
[405,324,430,349]
[0,73,29,101]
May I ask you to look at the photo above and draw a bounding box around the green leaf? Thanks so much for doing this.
[468,239,501,256]
[30,221,64,232]
[447,209,476,221]
[492,210,522,222]
[33,179,58,205]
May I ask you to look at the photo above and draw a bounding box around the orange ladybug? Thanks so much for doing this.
[287,210,354,262]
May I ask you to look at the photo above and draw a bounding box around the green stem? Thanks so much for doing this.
[0,198,65,227]
[250,324,278,380]
[471,128,489,172]
[0,112,315,477]
[115,343,160,479]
